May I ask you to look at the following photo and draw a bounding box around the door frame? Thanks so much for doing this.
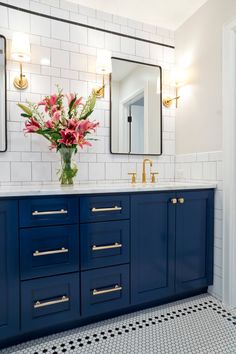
[222,18,236,307]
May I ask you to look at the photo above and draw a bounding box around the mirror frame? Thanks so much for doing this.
[0,34,7,153]
[109,57,163,156]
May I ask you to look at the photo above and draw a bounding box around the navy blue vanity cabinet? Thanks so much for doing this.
[0,201,19,341]
[131,193,176,305]
[175,190,214,293]
[0,189,215,348]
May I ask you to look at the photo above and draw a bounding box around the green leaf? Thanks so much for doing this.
[21,113,31,118]
[18,103,32,116]
[69,97,77,111]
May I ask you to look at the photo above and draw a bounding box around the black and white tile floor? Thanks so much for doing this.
[1,294,236,354]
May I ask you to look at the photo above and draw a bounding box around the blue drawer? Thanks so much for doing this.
[19,196,78,228]
[21,273,80,332]
[20,225,79,280]
[80,195,129,223]
[80,221,130,270]
[81,265,129,317]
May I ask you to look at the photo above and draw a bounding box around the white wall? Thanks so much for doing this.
[175,0,236,154]
[0,0,175,185]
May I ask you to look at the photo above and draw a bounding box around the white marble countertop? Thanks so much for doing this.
[0,182,217,198]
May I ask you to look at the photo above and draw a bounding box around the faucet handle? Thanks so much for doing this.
[128,172,137,184]
[150,172,159,183]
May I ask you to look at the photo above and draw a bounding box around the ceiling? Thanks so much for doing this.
[69,0,208,30]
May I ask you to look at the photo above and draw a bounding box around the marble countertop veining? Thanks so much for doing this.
[0,182,217,198]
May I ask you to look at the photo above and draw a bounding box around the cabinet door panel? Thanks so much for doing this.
[131,193,175,305]
[0,201,19,340]
[175,190,214,293]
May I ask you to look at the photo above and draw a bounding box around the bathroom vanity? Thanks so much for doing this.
[0,183,215,347]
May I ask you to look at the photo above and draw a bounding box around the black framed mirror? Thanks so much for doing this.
[0,35,7,152]
[110,57,162,155]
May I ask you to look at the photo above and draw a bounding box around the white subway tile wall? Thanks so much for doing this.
[175,151,223,300]
[0,0,176,186]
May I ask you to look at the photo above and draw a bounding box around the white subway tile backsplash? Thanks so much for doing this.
[9,132,31,152]
[121,37,135,54]
[70,25,88,45]
[106,163,121,180]
[31,74,51,94]
[52,20,70,41]
[136,41,149,58]
[51,48,70,68]
[0,162,11,182]
[70,52,87,71]
[31,14,51,37]
[11,162,31,182]
[203,161,217,181]
[60,0,78,12]
[88,29,104,48]
[9,9,30,32]
[32,162,51,181]
[89,163,105,181]
[0,7,8,28]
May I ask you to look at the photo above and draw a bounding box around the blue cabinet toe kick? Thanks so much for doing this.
[0,189,214,348]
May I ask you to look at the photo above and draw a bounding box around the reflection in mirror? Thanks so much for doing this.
[0,35,6,152]
[110,58,162,155]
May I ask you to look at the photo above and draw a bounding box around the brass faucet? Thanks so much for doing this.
[142,159,153,183]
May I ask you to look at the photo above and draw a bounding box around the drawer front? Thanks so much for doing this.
[19,197,78,228]
[20,225,79,280]
[81,265,129,317]
[80,195,129,223]
[80,221,130,270]
[21,273,80,332]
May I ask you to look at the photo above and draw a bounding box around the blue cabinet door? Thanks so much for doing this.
[131,193,175,305]
[175,190,214,293]
[0,200,19,340]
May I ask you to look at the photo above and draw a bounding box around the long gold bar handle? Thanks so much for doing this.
[92,285,122,296]
[91,206,122,213]
[33,248,69,257]
[32,209,68,216]
[34,296,69,309]
[92,243,122,251]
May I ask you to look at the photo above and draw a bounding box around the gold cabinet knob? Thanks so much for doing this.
[171,198,178,204]
[150,172,159,183]
[128,172,137,184]
[178,198,185,204]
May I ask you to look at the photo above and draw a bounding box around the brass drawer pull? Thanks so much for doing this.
[92,243,122,251]
[92,284,122,296]
[32,209,68,216]
[171,198,178,204]
[34,295,69,309]
[91,206,122,213]
[178,198,185,204]
[33,248,69,257]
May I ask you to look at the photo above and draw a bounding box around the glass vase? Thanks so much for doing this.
[58,147,78,185]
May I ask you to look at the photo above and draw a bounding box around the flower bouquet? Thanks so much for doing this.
[18,88,99,185]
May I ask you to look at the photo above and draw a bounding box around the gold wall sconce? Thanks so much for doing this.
[93,49,112,98]
[163,69,187,108]
[11,32,31,90]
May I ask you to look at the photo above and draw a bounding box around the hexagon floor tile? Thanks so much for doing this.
[1,294,236,354]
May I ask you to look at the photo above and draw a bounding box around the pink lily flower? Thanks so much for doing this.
[24,118,40,133]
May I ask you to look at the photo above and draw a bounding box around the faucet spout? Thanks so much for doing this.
[142,159,153,183]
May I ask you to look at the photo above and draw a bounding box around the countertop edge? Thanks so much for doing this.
[0,182,218,198]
